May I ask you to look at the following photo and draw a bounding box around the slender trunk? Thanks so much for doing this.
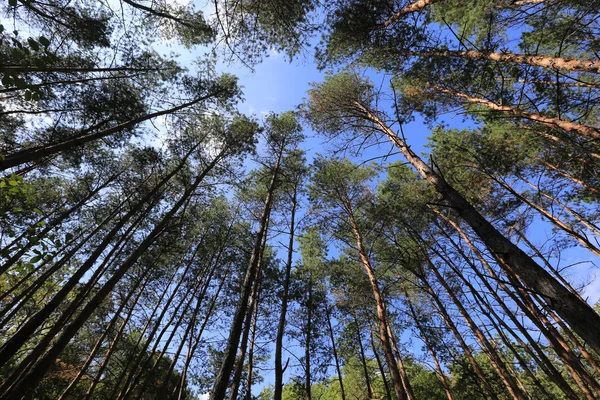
[353,314,375,400]
[432,244,546,398]
[345,201,408,400]
[431,86,600,139]
[244,284,262,400]
[305,273,312,400]
[370,326,393,400]
[1,150,225,399]
[493,176,600,257]
[537,158,600,195]
[83,252,185,400]
[385,324,415,400]
[0,92,220,171]
[0,143,200,364]
[425,254,526,400]
[420,277,499,400]
[0,202,150,383]
[326,305,346,400]
[401,49,600,74]
[175,265,232,400]
[358,102,600,356]
[433,214,580,400]
[57,269,152,400]
[274,187,298,400]
[0,170,122,274]
[210,143,283,400]
[402,287,454,400]
[229,226,269,400]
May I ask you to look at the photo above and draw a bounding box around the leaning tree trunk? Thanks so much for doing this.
[326,305,346,400]
[210,144,283,400]
[356,101,600,357]
[346,202,409,400]
[0,149,226,399]
[431,86,600,139]
[274,186,299,400]
[397,49,600,74]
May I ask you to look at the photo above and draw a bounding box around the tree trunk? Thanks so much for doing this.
[274,187,298,400]
[424,254,526,400]
[326,305,346,400]
[402,49,600,74]
[210,141,283,400]
[357,102,600,357]
[402,287,454,400]
[370,326,393,400]
[346,202,408,400]
[420,277,499,400]
[431,86,600,139]
[0,91,220,171]
[229,225,269,400]
[1,150,226,398]
[353,314,375,400]
[433,214,580,400]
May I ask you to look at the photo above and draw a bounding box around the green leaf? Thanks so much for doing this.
[8,0,17,7]
[32,92,40,101]
[30,256,41,264]
[24,89,32,101]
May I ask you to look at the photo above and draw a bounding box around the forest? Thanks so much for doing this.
[1,0,600,399]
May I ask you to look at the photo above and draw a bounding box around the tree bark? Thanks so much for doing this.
[211,144,282,400]
[357,101,600,357]
[1,149,226,398]
[326,305,346,400]
[346,202,409,400]
[274,187,298,400]
[431,86,600,139]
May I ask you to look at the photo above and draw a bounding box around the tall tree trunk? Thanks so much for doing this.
[175,265,232,400]
[419,276,499,400]
[346,202,409,400]
[229,225,269,400]
[0,91,220,171]
[274,187,298,400]
[353,314,375,400]
[305,273,313,400]
[326,305,346,400]
[83,255,184,400]
[0,169,122,274]
[402,287,454,400]
[397,49,600,74]
[370,326,393,400]
[210,141,284,400]
[57,268,152,400]
[357,101,600,357]
[1,150,226,399]
[430,86,600,139]
[244,279,263,400]
[0,142,201,364]
[424,254,526,400]
[433,214,580,400]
